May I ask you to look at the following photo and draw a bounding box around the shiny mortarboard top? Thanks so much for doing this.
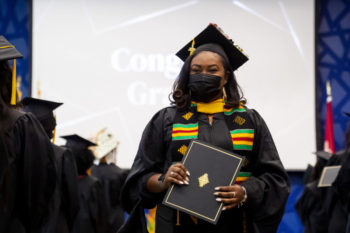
[313,151,332,161]
[0,36,23,105]
[61,134,97,150]
[21,97,63,120]
[0,36,23,61]
[94,128,119,159]
[176,24,248,71]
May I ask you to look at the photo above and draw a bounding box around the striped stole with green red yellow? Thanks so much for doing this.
[172,123,198,140]
[223,105,246,116]
[230,129,254,150]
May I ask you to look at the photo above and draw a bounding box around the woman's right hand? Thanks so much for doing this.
[161,163,190,190]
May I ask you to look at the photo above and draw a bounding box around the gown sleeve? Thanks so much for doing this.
[295,180,328,233]
[89,180,107,233]
[121,107,174,212]
[0,132,14,231]
[61,148,80,230]
[241,109,290,231]
[14,113,57,231]
[333,149,350,212]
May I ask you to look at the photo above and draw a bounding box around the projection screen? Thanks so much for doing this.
[33,0,315,170]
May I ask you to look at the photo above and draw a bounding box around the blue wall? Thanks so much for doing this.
[0,0,32,99]
[316,0,350,151]
[278,172,304,233]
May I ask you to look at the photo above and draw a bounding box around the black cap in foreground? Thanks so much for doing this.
[176,23,248,71]
[21,97,63,120]
[0,36,23,61]
[313,151,332,161]
[0,36,23,105]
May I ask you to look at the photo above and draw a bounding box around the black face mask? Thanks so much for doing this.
[188,73,222,103]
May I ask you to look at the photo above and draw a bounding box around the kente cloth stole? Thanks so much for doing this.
[169,103,254,183]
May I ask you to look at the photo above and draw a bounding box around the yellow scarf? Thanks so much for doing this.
[192,99,225,114]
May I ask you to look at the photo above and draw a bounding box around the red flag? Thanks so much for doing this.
[324,80,335,154]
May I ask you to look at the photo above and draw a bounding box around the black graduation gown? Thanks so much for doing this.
[333,148,350,212]
[296,151,348,233]
[73,175,106,233]
[91,163,128,233]
[120,107,290,233]
[295,157,330,233]
[42,145,80,233]
[333,149,350,232]
[295,180,329,233]
[324,152,348,233]
[0,108,56,233]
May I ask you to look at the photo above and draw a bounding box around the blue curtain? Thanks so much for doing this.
[316,0,350,151]
[0,0,32,99]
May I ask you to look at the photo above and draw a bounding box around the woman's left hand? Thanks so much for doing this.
[214,185,246,210]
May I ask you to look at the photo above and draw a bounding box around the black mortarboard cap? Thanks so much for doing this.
[61,134,97,150]
[344,112,350,117]
[21,97,63,120]
[0,36,23,105]
[313,151,332,161]
[176,24,248,71]
[302,164,314,185]
[0,36,23,61]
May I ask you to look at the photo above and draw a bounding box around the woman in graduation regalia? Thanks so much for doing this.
[120,24,290,233]
[0,36,56,233]
[62,135,106,233]
[21,97,80,233]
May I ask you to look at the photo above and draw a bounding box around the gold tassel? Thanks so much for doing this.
[52,114,57,144]
[11,59,17,105]
[242,211,247,233]
[37,80,42,98]
[188,39,196,55]
[176,210,180,226]
[190,215,198,225]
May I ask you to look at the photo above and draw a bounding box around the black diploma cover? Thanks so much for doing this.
[162,140,245,224]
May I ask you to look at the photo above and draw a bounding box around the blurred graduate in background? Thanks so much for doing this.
[0,36,56,233]
[91,128,129,233]
[62,135,106,233]
[333,112,350,233]
[296,112,350,233]
[21,97,80,233]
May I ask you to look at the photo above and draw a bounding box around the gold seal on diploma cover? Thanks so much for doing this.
[198,173,209,188]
